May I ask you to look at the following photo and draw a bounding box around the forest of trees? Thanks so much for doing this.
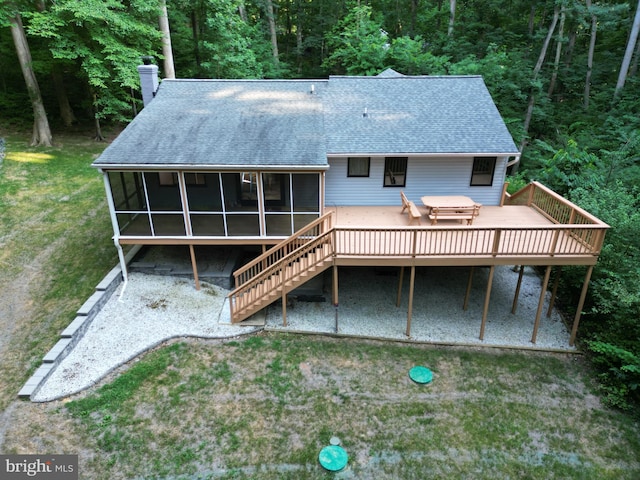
[1,0,639,409]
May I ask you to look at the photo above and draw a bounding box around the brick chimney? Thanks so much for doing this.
[137,56,159,107]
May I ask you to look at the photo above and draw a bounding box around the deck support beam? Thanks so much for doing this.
[569,265,594,346]
[333,265,339,333]
[547,266,562,317]
[405,265,416,337]
[332,265,338,306]
[282,290,287,327]
[479,266,495,340]
[397,266,404,307]
[463,266,474,310]
[511,265,525,314]
[531,265,552,344]
[188,244,201,291]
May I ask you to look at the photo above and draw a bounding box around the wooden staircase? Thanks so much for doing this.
[228,213,335,323]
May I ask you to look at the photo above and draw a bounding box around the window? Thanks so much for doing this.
[384,157,407,187]
[347,157,370,177]
[470,157,496,186]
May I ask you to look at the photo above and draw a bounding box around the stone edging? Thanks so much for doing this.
[18,246,143,400]
[18,266,123,399]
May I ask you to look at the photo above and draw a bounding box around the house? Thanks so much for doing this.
[92,63,608,346]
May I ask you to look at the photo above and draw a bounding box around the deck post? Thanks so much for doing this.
[569,265,594,346]
[531,265,552,344]
[397,266,404,307]
[332,265,338,306]
[463,267,474,310]
[405,265,416,337]
[188,244,201,291]
[282,290,287,327]
[511,265,525,314]
[547,266,562,317]
[479,266,495,340]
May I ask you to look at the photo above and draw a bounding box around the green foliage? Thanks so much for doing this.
[536,139,603,195]
[322,5,389,75]
[25,0,162,122]
[588,341,640,410]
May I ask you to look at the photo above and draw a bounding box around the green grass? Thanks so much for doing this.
[1,132,640,479]
[56,334,640,479]
[0,132,119,410]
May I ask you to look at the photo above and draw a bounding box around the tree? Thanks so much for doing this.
[615,0,640,98]
[159,0,175,79]
[27,0,162,135]
[584,0,597,110]
[8,12,52,146]
[323,5,389,75]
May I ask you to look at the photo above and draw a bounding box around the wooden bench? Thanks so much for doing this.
[400,191,422,225]
[407,201,422,225]
[427,204,481,225]
[400,190,410,213]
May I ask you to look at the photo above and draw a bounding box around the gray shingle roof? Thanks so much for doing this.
[94,79,328,168]
[324,75,518,155]
[93,74,518,170]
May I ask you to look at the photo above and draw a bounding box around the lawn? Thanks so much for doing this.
[0,132,639,479]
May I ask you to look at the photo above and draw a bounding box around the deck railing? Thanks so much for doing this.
[332,224,606,259]
[506,181,606,227]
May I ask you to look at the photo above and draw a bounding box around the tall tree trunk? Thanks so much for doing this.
[92,94,105,142]
[630,31,640,76]
[10,14,52,147]
[51,66,76,127]
[528,5,536,36]
[191,10,201,70]
[547,6,566,98]
[448,0,456,37]
[159,0,176,79]
[521,7,560,151]
[265,0,280,65]
[584,0,598,110]
[238,2,248,22]
[614,0,640,98]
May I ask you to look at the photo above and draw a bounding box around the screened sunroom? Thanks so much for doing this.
[105,169,324,240]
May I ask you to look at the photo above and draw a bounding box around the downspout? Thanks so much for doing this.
[100,170,129,295]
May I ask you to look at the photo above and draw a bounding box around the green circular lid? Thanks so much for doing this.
[409,366,433,384]
[319,445,348,472]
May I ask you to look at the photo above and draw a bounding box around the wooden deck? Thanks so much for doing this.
[325,203,604,267]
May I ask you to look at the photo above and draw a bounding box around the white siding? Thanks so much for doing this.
[324,156,508,207]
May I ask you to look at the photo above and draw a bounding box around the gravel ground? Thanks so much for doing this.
[33,265,575,402]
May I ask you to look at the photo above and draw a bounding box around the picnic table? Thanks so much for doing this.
[420,195,481,225]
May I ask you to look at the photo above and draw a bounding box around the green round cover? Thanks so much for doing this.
[318,445,348,472]
[409,366,433,384]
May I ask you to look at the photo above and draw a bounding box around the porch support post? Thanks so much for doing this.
[547,266,562,317]
[282,290,287,327]
[569,265,594,346]
[405,265,416,337]
[463,266,474,310]
[511,265,525,314]
[188,244,201,291]
[479,266,495,340]
[332,265,338,306]
[531,265,552,344]
[333,265,339,333]
[101,170,128,282]
[396,266,404,307]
